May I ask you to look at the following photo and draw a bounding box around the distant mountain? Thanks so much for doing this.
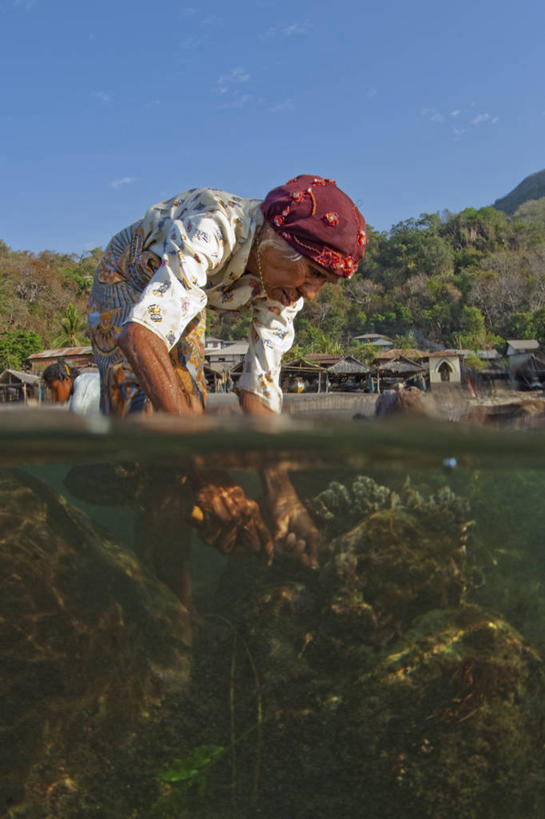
[493,169,545,216]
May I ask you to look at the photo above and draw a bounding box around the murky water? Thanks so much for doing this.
[2,408,545,818]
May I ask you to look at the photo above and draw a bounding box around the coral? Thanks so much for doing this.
[310,474,470,541]
[312,476,471,645]
[310,475,397,531]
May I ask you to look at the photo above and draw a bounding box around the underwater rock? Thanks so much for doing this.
[184,475,545,818]
[186,596,545,818]
[312,477,470,644]
[0,469,191,816]
[335,606,545,819]
[463,397,545,428]
[375,385,427,418]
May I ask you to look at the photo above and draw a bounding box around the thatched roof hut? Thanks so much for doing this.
[0,369,42,403]
[326,356,370,375]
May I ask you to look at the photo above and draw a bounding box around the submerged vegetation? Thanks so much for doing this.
[4,452,545,818]
[152,745,226,817]
[147,468,545,818]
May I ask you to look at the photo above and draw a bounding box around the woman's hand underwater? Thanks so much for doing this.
[260,464,321,569]
[191,469,274,564]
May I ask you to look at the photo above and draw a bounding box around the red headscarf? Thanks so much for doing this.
[260,175,368,278]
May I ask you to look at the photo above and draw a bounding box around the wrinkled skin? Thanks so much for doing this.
[191,463,321,569]
[260,463,320,569]
[192,469,274,563]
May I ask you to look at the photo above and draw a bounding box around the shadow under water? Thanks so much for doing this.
[1,408,545,818]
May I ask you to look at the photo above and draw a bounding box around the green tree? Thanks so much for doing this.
[441,206,513,252]
[287,324,344,359]
[453,306,503,351]
[509,311,536,340]
[63,248,103,295]
[53,303,87,347]
[359,343,378,365]
[0,330,42,370]
[422,303,454,341]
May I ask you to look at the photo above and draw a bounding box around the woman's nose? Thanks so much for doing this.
[300,280,324,301]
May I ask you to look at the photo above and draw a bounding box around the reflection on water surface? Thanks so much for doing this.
[1,409,545,818]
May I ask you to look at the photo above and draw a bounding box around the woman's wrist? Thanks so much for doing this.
[238,390,275,415]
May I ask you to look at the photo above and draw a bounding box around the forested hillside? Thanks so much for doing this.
[493,169,545,216]
[0,241,102,369]
[2,193,545,370]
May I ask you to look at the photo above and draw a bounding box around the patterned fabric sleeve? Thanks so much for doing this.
[125,213,235,350]
[238,297,304,413]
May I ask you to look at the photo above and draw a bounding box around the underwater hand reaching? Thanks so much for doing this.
[260,464,321,569]
[190,469,274,563]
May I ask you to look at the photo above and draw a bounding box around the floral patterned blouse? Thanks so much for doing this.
[125,187,303,412]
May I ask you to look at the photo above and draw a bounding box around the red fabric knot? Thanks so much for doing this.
[344,257,357,276]
[316,248,345,270]
[313,177,326,186]
[292,191,305,202]
[357,229,368,248]
[324,212,339,226]
[273,214,284,227]
[324,178,337,185]
[314,248,358,278]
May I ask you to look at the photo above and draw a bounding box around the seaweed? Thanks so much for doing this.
[151,744,226,817]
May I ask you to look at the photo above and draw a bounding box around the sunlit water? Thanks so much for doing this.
[2,407,545,818]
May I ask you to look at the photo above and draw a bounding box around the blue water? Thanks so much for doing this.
[1,408,545,818]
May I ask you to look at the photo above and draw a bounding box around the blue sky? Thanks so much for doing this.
[1,0,544,255]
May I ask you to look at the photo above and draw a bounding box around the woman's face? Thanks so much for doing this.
[46,377,73,404]
[257,239,339,308]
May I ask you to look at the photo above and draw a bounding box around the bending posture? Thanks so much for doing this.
[89,175,367,417]
[88,175,368,572]
[42,359,79,404]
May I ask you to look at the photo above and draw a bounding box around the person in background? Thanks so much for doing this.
[69,369,101,415]
[375,382,425,418]
[42,359,80,404]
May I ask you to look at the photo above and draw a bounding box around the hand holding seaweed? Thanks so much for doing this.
[191,469,274,563]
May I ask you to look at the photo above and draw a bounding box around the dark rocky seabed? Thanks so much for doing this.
[1,410,545,818]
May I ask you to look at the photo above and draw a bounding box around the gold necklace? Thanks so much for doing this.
[256,236,267,293]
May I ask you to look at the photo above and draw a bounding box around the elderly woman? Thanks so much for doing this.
[87,175,367,579]
[88,175,367,417]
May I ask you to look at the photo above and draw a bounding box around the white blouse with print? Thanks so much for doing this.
[125,187,303,412]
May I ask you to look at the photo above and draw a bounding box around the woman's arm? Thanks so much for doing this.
[118,322,202,415]
[238,390,275,415]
